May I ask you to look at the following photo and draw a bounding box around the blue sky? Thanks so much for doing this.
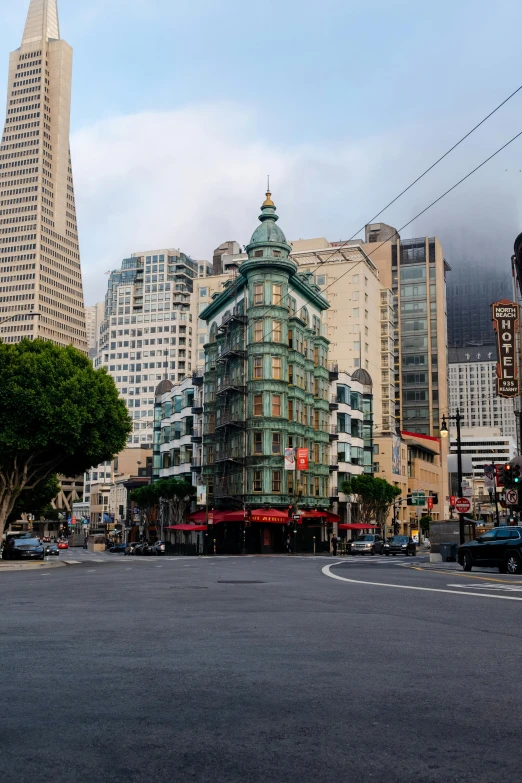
[1,0,522,303]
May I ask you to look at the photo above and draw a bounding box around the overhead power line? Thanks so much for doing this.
[249,84,522,335]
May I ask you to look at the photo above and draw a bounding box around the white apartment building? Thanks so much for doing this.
[448,346,517,441]
[95,249,211,446]
[449,427,517,481]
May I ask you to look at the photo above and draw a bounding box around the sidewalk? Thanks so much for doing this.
[0,560,67,572]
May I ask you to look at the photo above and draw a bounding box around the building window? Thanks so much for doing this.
[272,470,282,493]
[272,432,281,454]
[288,471,294,494]
[272,321,282,342]
[272,357,282,379]
[254,320,263,342]
[253,431,263,454]
[288,364,294,385]
[254,283,263,305]
[316,274,326,286]
[288,329,293,348]
[254,394,263,416]
[272,394,282,416]
[253,471,263,492]
[273,284,283,305]
[253,356,263,379]
[314,476,320,496]
[353,308,359,317]
[288,399,294,420]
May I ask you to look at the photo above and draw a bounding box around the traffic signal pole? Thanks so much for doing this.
[456,410,465,545]
[491,460,501,528]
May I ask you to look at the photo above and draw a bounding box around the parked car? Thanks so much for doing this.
[44,544,59,557]
[3,538,45,561]
[133,542,152,556]
[108,543,127,554]
[124,542,141,556]
[150,541,166,556]
[351,534,384,556]
[458,527,522,574]
[384,536,417,557]
[58,540,69,550]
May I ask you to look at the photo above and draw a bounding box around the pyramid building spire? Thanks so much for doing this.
[0,0,87,351]
[22,0,60,45]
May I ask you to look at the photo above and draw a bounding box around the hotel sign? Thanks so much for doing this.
[492,300,519,398]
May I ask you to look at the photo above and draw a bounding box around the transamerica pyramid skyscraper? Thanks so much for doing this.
[0,0,87,350]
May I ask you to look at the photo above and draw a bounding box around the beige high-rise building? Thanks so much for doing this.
[85,301,104,356]
[0,0,86,350]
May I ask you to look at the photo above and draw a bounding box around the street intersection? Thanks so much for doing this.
[1,553,521,782]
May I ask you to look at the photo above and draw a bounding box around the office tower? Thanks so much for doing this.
[0,0,86,349]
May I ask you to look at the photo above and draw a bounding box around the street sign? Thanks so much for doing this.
[506,489,518,505]
[412,491,425,506]
[455,497,471,514]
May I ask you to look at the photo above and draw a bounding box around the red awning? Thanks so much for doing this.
[300,510,340,523]
[187,511,207,523]
[166,524,207,532]
[250,508,289,523]
[339,523,380,530]
[187,510,246,525]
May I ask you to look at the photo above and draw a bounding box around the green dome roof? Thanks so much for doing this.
[246,191,291,253]
[250,219,288,246]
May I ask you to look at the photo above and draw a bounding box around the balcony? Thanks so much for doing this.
[191,457,202,474]
[328,361,339,381]
[215,413,246,430]
[191,427,203,443]
[328,425,339,441]
[191,403,203,414]
[329,394,339,411]
[329,456,339,472]
[329,487,339,504]
[216,377,247,396]
[192,369,204,386]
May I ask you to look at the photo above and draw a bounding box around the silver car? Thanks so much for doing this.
[351,534,384,556]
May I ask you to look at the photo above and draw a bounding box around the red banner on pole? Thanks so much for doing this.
[296,448,309,471]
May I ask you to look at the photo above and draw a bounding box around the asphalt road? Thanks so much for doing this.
[1,553,522,783]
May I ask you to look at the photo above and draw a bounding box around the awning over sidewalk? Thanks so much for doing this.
[166,524,207,532]
[187,510,246,525]
[300,510,340,523]
[339,523,380,530]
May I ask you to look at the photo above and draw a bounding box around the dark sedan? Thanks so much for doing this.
[3,538,45,561]
[44,544,59,557]
[384,536,417,556]
[109,543,127,554]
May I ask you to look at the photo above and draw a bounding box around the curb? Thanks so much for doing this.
[0,560,67,573]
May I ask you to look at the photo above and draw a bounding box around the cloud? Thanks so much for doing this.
[71,101,397,304]
[71,99,522,305]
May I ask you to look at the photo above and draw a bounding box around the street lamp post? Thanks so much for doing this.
[440,410,465,545]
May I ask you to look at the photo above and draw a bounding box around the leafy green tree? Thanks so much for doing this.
[6,473,61,525]
[0,340,132,539]
[341,475,402,536]
[419,514,432,534]
[130,478,196,539]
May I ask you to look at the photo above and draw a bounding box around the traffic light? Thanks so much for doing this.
[513,463,521,485]
[504,463,513,488]
[431,493,439,505]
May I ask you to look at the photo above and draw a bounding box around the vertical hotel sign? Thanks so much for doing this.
[492,300,520,398]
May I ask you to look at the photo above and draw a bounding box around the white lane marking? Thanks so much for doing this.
[447,583,522,593]
[87,569,97,573]
[322,563,522,602]
[156,566,163,568]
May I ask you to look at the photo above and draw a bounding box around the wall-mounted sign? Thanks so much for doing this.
[492,300,520,398]
[296,448,309,471]
[284,448,296,471]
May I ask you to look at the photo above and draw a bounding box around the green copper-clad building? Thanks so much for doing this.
[198,191,337,551]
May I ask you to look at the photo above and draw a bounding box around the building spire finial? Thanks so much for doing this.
[263,176,274,208]
[22,0,60,46]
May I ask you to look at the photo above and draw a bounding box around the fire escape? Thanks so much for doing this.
[213,308,248,508]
